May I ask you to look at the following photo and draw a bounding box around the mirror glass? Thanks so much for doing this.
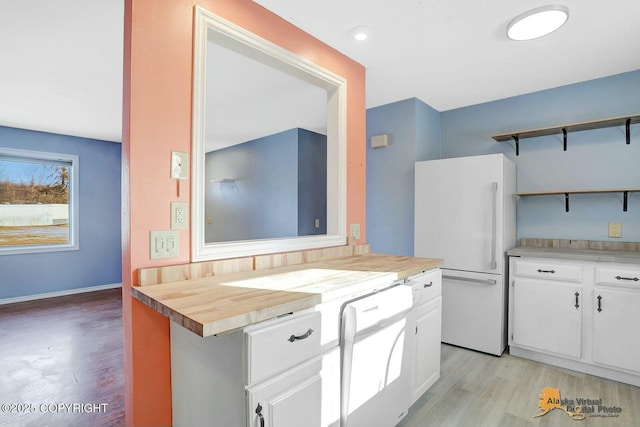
[192,8,347,261]
[205,42,327,243]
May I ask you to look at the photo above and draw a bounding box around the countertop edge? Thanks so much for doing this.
[507,246,640,264]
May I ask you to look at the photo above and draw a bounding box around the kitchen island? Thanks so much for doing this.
[132,252,443,427]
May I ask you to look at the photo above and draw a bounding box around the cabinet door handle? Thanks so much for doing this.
[574,292,580,309]
[597,295,603,312]
[537,269,556,274]
[615,275,639,281]
[424,281,433,288]
[288,328,314,342]
[255,403,264,427]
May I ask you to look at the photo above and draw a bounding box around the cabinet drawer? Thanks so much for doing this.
[513,258,582,282]
[595,264,640,289]
[408,269,442,305]
[246,311,322,385]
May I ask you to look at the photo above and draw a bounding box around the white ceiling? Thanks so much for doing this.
[0,0,124,143]
[1,0,639,143]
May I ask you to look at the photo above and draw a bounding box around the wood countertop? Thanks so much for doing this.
[131,253,442,337]
[508,246,640,264]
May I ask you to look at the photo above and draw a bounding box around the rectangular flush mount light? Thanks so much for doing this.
[371,134,389,148]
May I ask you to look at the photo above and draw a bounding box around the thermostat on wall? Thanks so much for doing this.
[371,134,389,148]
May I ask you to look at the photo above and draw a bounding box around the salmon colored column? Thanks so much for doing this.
[122,0,366,425]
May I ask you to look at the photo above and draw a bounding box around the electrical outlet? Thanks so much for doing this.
[350,223,361,240]
[150,230,179,259]
[608,222,622,238]
[171,202,188,230]
[315,218,320,228]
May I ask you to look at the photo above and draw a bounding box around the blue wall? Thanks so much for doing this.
[205,128,327,242]
[441,70,640,242]
[0,126,122,300]
[366,98,441,256]
[365,70,640,256]
[297,129,327,236]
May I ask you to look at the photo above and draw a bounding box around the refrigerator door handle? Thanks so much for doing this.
[490,181,498,270]
[443,274,497,286]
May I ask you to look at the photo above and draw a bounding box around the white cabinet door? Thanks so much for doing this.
[593,289,640,374]
[411,296,442,405]
[512,279,583,358]
[247,363,322,427]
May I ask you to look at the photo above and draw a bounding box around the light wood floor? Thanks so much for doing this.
[400,344,640,427]
[1,290,638,427]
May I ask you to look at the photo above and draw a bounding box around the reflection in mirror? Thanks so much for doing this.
[204,41,327,243]
[192,7,347,261]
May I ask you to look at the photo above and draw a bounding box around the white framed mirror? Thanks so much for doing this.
[191,7,347,261]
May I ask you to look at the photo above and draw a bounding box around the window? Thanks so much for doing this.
[0,147,79,255]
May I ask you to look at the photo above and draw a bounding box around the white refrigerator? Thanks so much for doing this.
[414,153,516,356]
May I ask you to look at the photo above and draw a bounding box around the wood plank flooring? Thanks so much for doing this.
[0,289,124,427]
[1,289,638,427]
[400,344,640,427]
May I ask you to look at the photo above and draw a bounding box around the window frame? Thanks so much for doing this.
[0,147,79,255]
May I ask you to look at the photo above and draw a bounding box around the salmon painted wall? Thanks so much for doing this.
[122,0,366,425]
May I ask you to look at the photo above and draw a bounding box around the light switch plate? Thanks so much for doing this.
[171,202,188,230]
[150,230,179,259]
[171,151,189,180]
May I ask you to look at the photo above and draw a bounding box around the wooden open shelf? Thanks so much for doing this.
[516,188,640,212]
[492,114,640,155]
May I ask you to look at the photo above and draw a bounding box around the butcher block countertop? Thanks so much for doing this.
[508,238,640,264]
[131,253,442,337]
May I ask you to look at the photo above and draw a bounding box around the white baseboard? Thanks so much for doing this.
[0,282,122,305]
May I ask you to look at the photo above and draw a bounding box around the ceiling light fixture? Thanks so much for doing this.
[350,26,371,41]
[507,5,569,41]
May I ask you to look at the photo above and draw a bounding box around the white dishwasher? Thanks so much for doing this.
[340,284,415,427]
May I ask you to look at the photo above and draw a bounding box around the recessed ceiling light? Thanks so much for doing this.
[350,26,371,41]
[507,5,569,41]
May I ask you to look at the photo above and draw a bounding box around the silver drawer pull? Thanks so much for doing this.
[537,269,556,274]
[615,275,639,281]
[288,328,314,342]
[423,281,433,288]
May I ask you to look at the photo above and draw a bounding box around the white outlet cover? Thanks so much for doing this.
[171,151,189,180]
[171,202,188,230]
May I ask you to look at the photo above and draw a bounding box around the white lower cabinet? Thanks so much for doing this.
[246,356,325,427]
[411,296,442,404]
[171,269,443,427]
[509,257,640,387]
[593,287,640,374]
[408,269,442,406]
[512,279,583,358]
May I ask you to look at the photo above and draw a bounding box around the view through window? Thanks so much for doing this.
[0,148,78,253]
